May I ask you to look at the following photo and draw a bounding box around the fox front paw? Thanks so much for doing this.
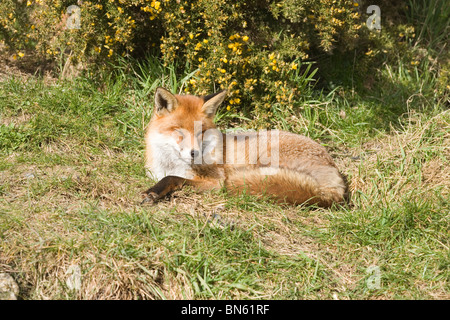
[140,176,187,205]
[140,189,160,205]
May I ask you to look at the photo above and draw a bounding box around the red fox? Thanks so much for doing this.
[142,87,348,207]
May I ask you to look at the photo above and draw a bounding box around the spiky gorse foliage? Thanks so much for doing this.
[0,1,362,103]
[3,1,445,117]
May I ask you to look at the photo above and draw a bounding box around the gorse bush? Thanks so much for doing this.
[0,0,447,121]
[157,0,362,113]
[0,0,154,63]
[0,1,362,109]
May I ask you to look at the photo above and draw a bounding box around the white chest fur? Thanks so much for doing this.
[145,132,193,180]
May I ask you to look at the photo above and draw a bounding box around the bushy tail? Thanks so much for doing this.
[225,167,348,207]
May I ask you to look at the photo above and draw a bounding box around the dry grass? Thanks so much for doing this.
[0,71,448,300]
[339,110,450,206]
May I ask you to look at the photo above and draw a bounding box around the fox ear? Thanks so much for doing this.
[154,87,178,115]
[202,90,227,118]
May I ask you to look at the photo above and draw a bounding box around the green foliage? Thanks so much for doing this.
[156,0,361,114]
[0,45,448,299]
[0,122,31,154]
[0,0,365,118]
[0,0,448,301]
[0,0,447,127]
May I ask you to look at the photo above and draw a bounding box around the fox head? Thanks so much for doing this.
[146,87,227,167]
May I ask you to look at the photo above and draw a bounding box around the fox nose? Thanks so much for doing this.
[191,150,200,159]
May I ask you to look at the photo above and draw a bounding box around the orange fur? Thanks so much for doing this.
[143,88,348,207]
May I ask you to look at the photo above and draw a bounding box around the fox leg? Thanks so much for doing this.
[141,176,221,204]
[142,176,186,204]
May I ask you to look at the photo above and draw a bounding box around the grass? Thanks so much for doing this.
[0,52,448,300]
[1,0,449,297]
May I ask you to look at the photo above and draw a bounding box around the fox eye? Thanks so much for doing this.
[174,129,184,142]
[195,131,204,139]
[197,129,210,138]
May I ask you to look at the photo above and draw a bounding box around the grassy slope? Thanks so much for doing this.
[0,54,448,299]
